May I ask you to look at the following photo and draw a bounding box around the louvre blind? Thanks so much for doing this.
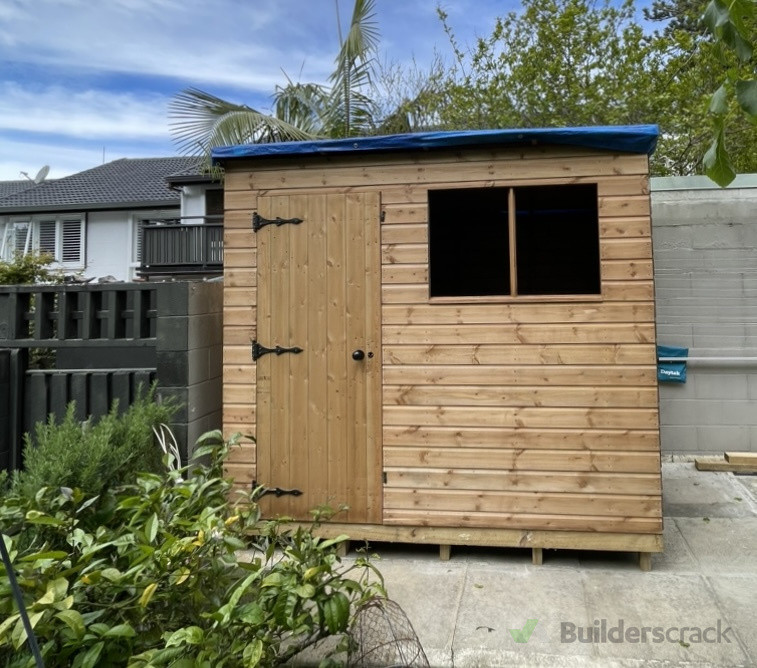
[61,219,82,264]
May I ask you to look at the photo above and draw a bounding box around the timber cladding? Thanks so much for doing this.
[221,143,662,545]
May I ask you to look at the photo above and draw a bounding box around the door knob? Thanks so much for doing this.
[352,349,365,361]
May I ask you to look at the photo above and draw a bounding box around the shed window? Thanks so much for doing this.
[429,184,600,298]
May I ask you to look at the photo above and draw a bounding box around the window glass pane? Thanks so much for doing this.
[205,189,224,217]
[515,184,600,295]
[429,187,510,297]
[13,222,30,254]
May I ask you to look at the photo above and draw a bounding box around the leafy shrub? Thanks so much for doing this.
[13,386,176,499]
[0,252,63,285]
[0,432,383,667]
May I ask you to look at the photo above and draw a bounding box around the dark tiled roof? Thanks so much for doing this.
[0,157,200,213]
[166,161,219,185]
[0,180,37,199]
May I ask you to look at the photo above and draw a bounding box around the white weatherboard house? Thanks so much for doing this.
[0,158,221,282]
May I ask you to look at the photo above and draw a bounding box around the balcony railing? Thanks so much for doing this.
[139,217,223,277]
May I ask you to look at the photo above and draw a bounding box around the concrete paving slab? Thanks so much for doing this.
[451,568,594,664]
[374,557,467,667]
[707,575,757,666]
[662,464,752,518]
[674,517,757,574]
[650,518,698,573]
[581,572,750,666]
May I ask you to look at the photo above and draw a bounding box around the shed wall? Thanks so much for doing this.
[222,145,662,536]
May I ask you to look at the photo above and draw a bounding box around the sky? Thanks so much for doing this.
[0,0,518,182]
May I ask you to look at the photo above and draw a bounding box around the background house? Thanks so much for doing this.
[0,157,220,281]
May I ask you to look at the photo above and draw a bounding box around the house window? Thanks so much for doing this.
[428,184,600,298]
[1,216,84,268]
[205,189,224,218]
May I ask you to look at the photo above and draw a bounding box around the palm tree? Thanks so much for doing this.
[168,0,380,158]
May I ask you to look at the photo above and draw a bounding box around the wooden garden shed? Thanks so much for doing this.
[215,125,663,568]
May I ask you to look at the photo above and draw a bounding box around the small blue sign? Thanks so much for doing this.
[657,345,688,383]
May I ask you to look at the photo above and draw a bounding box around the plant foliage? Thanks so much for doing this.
[0,432,383,667]
[13,387,176,500]
[0,253,63,286]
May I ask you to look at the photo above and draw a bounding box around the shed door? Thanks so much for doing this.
[255,193,382,524]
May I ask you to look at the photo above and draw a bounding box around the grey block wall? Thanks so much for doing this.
[156,280,223,461]
[652,174,757,454]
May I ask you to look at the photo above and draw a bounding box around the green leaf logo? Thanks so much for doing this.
[509,619,538,643]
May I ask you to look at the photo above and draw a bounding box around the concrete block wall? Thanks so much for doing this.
[652,174,757,455]
[156,280,223,461]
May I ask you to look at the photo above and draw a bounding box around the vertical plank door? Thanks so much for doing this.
[255,193,382,524]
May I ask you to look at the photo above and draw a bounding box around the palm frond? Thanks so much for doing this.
[273,81,330,136]
[330,0,380,135]
[169,88,315,156]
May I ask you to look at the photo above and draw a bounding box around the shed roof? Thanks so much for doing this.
[0,157,199,214]
[212,125,659,164]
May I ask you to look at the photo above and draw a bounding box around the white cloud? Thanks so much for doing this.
[0,83,172,140]
[0,0,337,91]
[0,137,166,181]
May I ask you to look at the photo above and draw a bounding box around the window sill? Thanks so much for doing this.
[428,294,604,305]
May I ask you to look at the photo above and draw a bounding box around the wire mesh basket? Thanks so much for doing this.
[348,597,430,667]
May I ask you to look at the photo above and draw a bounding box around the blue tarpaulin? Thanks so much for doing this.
[657,345,688,383]
[212,125,659,163]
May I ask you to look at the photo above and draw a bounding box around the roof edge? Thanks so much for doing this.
[0,199,181,215]
[212,125,659,164]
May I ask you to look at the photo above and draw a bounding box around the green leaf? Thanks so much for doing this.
[294,584,316,599]
[81,640,104,668]
[243,638,264,667]
[101,568,122,582]
[720,23,753,62]
[0,613,20,639]
[322,591,350,634]
[144,512,159,544]
[56,610,86,639]
[11,611,43,649]
[138,582,158,608]
[703,126,737,187]
[103,624,137,638]
[703,0,730,33]
[18,550,69,562]
[319,535,350,550]
[735,79,757,117]
[165,626,204,647]
[25,510,64,526]
[709,84,729,115]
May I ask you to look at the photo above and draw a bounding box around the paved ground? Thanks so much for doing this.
[340,463,757,667]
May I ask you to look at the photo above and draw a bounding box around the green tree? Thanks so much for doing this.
[434,0,671,164]
[169,0,382,157]
[700,0,756,185]
[432,0,757,177]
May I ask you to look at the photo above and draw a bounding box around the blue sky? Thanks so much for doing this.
[0,0,522,181]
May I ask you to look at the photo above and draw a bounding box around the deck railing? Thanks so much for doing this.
[139,217,223,277]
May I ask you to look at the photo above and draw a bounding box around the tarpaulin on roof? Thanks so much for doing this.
[212,125,659,163]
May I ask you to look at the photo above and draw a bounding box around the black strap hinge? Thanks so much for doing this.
[252,481,303,498]
[252,213,303,232]
[252,340,303,361]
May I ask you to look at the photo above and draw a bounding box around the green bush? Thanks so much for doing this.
[0,432,383,667]
[0,252,63,285]
[13,387,176,499]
